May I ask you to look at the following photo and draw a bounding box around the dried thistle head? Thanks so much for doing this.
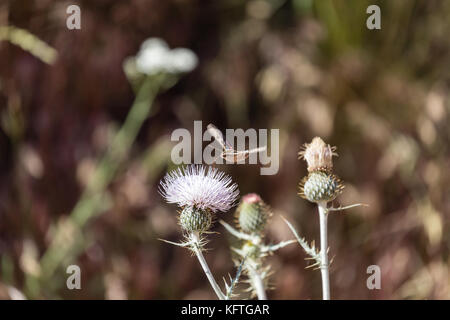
[298,137,337,173]
[298,138,344,203]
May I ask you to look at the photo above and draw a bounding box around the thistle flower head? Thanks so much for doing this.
[159,165,239,213]
[298,137,337,173]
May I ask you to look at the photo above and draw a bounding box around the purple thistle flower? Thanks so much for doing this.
[159,165,239,213]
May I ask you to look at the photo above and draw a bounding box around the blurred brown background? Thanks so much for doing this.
[0,0,449,299]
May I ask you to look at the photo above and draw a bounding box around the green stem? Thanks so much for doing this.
[247,262,267,300]
[37,77,160,289]
[190,232,226,300]
[318,201,330,300]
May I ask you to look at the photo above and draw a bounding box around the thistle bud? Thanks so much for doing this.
[236,194,271,235]
[179,206,213,233]
[299,171,344,203]
[299,137,337,173]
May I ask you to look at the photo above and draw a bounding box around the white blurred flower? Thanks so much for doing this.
[134,38,198,75]
[168,48,199,73]
[159,165,239,213]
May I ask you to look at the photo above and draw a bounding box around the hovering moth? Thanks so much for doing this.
[206,124,266,164]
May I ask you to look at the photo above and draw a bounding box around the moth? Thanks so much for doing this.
[206,124,266,164]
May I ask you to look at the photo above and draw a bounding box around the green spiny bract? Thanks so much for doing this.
[241,241,262,259]
[179,206,213,233]
[299,171,344,203]
[236,194,270,235]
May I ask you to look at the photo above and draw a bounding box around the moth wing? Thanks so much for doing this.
[246,146,266,154]
[207,124,226,149]
[223,150,250,162]
[233,152,250,162]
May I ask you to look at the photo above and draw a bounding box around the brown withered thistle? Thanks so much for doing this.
[299,137,337,172]
[284,137,366,300]
[298,137,344,204]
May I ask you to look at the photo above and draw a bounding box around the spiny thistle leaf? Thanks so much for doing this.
[225,256,247,299]
[220,220,254,241]
[261,240,296,253]
[158,238,191,247]
[327,203,369,212]
[282,216,320,264]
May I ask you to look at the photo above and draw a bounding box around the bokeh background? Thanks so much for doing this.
[0,0,449,299]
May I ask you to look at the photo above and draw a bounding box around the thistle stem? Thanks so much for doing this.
[247,264,267,300]
[190,232,226,300]
[318,201,330,300]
